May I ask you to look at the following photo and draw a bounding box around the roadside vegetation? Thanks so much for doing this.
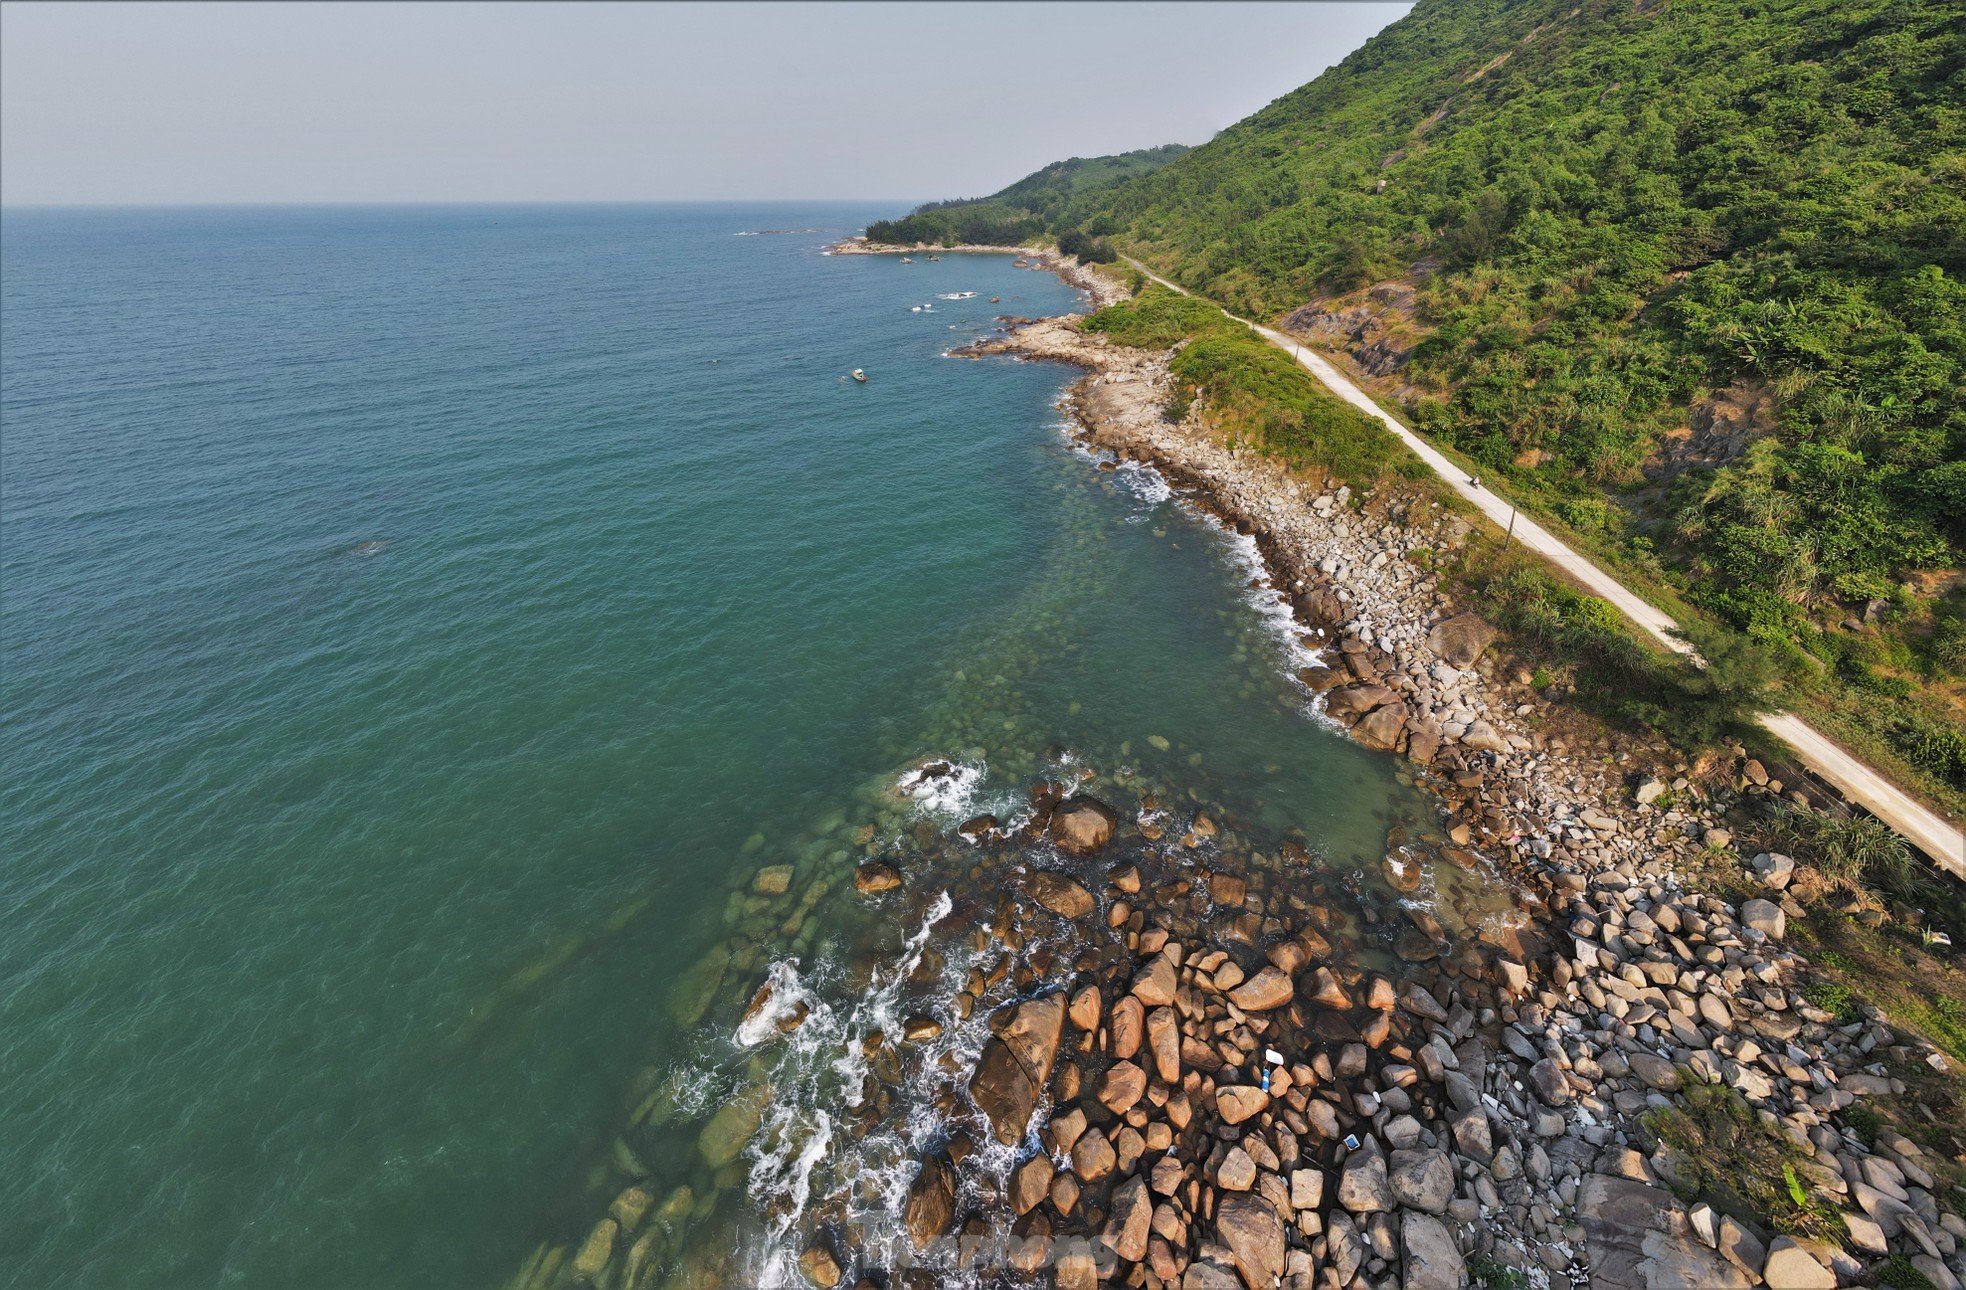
[1082,287,1415,484]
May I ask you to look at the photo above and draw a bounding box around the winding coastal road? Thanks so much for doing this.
[1123,256,1965,872]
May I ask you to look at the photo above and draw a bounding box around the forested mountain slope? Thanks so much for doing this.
[865,145,1187,249]
[896,0,1966,797]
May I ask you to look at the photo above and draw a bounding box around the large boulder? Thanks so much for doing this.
[1048,796,1118,855]
[1214,1194,1286,1289]
[1762,1237,1835,1289]
[1426,613,1496,668]
[1353,701,1408,751]
[1102,1174,1153,1265]
[1579,1175,1753,1290]
[1025,871,1095,919]
[1741,897,1786,940]
[1388,1149,1455,1214]
[1146,1006,1181,1083]
[1097,1061,1148,1115]
[1216,1084,1271,1125]
[903,1154,955,1249]
[1324,683,1398,722]
[1338,1140,1393,1214]
[969,993,1065,1145]
[1227,966,1294,1011]
[697,1079,770,1168]
[1400,1212,1466,1290]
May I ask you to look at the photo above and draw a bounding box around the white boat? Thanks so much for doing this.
[851,368,867,383]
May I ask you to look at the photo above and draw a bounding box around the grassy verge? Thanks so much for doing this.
[1787,909,1966,1195]
[1083,288,1423,488]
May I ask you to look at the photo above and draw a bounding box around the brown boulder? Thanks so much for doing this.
[1070,1126,1116,1181]
[1110,994,1145,1058]
[1131,954,1178,1007]
[903,1155,955,1249]
[1214,1193,1286,1288]
[853,862,901,895]
[1146,1006,1181,1083]
[1098,1060,1148,1115]
[1216,1084,1271,1125]
[1009,1153,1054,1216]
[1353,701,1408,751]
[1102,1174,1153,1265]
[1426,613,1496,668]
[1325,683,1398,722]
[1068,985,1102,1033]
[969,993,1066,1145]
[1025,871,1095,919]
[1228,966,1294,1012]
[1048,796,1119,855]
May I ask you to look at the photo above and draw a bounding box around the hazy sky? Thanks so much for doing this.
[0,1,1408,205]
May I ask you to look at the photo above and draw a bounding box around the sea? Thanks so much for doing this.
[0,204,1507,1287]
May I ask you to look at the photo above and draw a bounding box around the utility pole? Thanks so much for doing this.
[1504,506,1518,551]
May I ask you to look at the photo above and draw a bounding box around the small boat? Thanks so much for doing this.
[926,254,941,261]
[990,296,1000,303]
[851,368,867,383]
[900,256,912,263]
[1012,259,1029,268]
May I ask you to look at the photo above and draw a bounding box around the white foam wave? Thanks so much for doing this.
[897,760,986,820]
[1212,523,1323,674]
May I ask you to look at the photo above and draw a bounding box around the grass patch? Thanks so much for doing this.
[1641,1083,1843,1242]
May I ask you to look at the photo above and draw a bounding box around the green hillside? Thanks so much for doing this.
[894,0,1966,802]
[864,144,1188,248]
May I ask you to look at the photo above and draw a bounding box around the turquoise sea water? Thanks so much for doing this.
[0,205,1484,1287]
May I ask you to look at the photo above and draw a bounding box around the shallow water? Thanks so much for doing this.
[0,204,1505,1287]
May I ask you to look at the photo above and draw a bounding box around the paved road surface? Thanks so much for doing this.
[1124,257,1964,872]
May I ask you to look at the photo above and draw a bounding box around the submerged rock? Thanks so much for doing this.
[853,862,901,895]
[697,1079,770,1169]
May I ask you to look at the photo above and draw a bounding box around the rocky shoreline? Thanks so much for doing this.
[507,266,1964,1290]
[824,236,1128,311]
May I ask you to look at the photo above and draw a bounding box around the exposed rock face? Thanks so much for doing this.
[1047,795,1118,854]
[903,1154,955,1249]
[969,993,1065,1145]
[1580,1175,1752,1290]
